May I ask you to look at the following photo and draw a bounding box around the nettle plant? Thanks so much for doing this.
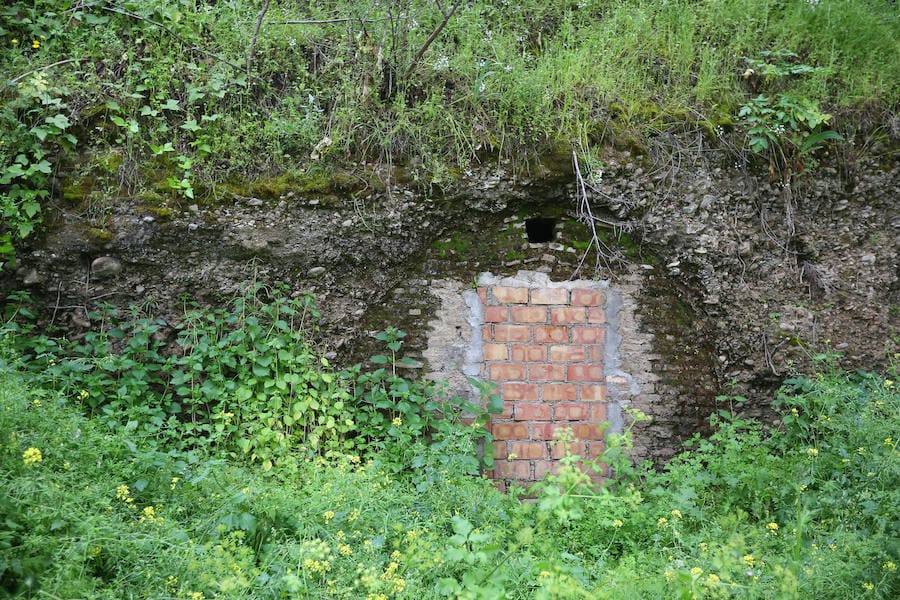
[7,287,499,478]
[738,50,842,176]
[0,73,77,269]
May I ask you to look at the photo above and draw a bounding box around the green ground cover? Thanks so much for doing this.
[1,290,897,598]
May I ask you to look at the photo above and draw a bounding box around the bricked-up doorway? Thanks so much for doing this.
[476,273,610,488]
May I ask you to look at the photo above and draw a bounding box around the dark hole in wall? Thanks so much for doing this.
[525,218,556,243]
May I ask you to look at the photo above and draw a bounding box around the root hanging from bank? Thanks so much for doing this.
[570,149,630,278]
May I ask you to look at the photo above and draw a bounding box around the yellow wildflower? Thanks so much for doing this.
[885,438,894,447]
[32,40,39,49]
[806,448,819,458]
[116,485,133,503]
[23,447,43,465]
[883,561,896,571]
[690,567,703,577]
[706,573,720,584]
[338,543,352,556]
[884,379,894,388]
[664,570,675,582]
[657,517,668,527]
[392,417,402,427]
[11,39,19,46]
[743,554,755,568]
[670,509,682,519]
[862,582,874,591]
[323,510,335,523]
[612,519,623,528]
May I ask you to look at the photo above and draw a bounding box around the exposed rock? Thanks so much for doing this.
[2,145,897,464]
[90,256,122,279]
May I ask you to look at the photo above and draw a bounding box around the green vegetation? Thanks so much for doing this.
[2,288,898,598]
[2,0,899,265]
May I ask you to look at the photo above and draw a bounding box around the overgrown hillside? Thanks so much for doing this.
[2,0,899,267]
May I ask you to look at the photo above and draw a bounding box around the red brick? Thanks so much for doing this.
[542,383,579,401]
[477,287,488,304]
[533,326,568,343]
[514,403,551,421]
[497,401,514,419]
[571,326,604,344]
[551,441,587,459]
[532,422,567,440]
[492,286,528,303]
[571,289,604,306]
[586,442,607,459]
[554,403,590,421]
[490,363,526,381]
[531,288,568,305]
[492,441,508,459]
[502,382,539,401]
[510,306,548,323]
[581,384,607,402]
[509,441,548,460]
[588,345,605,363]
[549,345,586,362]
[492,422,529,440]
[484,306,509,323]
[482,324,492,340]
[568,365,603,382]
[483,343,508,361]
[591,404,608,422]
[534,460,562,479]
[550,307,587,324]
[528,363,566,381]
[492,324,531,342]
[588,307,606,324]
[510,344,546,362]
[571,423,605,440]
[494,460,531,479]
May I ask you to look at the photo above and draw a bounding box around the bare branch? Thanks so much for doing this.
[10,58,89,84]
[247,0,272,77]
[272,18,390,25]
[404,0,462,79]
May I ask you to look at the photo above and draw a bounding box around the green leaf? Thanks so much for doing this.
[161,98,180,111]
[46,114,70,129]
[800,130,843,153]
[181,118,201,132]
[22,201,40,218]
[30,126,48,141]
[370,355,389,365]
[31,160,52,174]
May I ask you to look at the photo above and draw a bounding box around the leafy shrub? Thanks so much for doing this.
[5,286,497,477]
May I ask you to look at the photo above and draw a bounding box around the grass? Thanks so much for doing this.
[1,0,897,184]
[2,332,898,598]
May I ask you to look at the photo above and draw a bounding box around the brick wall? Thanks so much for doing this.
[478,282,609,487]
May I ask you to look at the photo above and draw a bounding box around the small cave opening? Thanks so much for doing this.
[525,217,556,243]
